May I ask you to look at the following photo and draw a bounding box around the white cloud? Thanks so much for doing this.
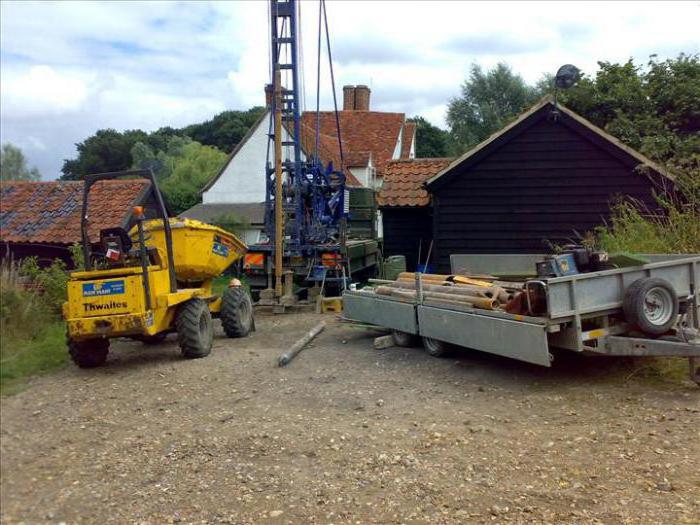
[0,0,697,179]
[1,65,90,116]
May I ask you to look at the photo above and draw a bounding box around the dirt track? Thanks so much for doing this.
[1,312,699,524]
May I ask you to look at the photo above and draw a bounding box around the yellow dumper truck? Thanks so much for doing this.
[63,170,253,367]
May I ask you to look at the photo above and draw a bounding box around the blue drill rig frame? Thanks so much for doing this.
[244,0,379,300]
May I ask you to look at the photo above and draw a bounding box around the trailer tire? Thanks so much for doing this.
[623,277,678,336]
[392,330,418,347]
[422,337,450,357]
[221,287,254,338]
[176,298,213,359]
[68,338,109,368]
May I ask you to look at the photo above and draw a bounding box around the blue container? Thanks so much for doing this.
[416,264,433,274]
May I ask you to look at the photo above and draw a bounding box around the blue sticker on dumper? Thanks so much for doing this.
[212,242,229,257]
[83,280,125,297]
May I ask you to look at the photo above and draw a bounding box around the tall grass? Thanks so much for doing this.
[594,169,699,384]
[596,170,700,254]
[0,259,69,394]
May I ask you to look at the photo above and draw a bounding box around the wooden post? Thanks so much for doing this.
[274,67,284,298]
[278,321,326,366]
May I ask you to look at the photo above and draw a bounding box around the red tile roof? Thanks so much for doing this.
[295,120,363,187]
[300,110,406,177]
[0,180,150,245]
[377,158,454,207]
[400,122,416,159]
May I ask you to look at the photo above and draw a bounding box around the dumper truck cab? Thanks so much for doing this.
[63,169,254,368]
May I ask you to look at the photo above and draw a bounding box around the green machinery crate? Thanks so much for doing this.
[348,187,376,240]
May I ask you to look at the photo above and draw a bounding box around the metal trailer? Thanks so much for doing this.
[342,254,700,385]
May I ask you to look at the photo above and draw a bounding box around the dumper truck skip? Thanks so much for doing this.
[63,170,254,368]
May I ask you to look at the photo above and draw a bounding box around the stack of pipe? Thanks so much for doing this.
[369,272,525,311]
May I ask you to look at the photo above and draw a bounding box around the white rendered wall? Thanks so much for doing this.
[392,126,403,159]
[203,114,306,204]
[203,115,269,204]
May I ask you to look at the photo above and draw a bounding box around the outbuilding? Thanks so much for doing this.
[426,97,671,273]
[377,158,453,271]
[0,179,155,267]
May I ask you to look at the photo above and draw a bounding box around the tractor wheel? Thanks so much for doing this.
[220,287,254,338]
[623,277,679,336]
[176,298,213,359]
[392,330,419,347]
[68,338,109,368]
[135,333,168,345]
[422,336,450,358]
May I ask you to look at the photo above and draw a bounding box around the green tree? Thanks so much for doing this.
[447,63,539,150]
[559,54,700,177]
[409,116,451,158]
[0,143,41,183]
[60,129,149,180]
[182,107,265,153]
[131,137,227,215]
[60,107,264,180]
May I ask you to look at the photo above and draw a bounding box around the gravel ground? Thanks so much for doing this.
[1,312,699,524]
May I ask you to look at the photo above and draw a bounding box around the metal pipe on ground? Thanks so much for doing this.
[278,321,326,366]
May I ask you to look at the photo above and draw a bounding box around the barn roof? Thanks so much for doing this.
[0,180,151,245]
[378,158,453,207]
[426,96,672,189]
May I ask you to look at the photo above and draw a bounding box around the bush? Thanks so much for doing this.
[596,199,699,254]
[596,171,700,254]
[0,259,69,393]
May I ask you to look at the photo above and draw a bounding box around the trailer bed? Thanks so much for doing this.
[343,254,700,383]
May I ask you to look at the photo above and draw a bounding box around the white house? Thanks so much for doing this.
[182,85,416,244]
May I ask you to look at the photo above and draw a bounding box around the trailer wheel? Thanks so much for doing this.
[68,338,109,368]
[176,298,213,358]
[623,277,679,336]
[422,337,449,357]
[392,330,418,347]
[220,286,254,338]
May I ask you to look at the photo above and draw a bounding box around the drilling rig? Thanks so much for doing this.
[243,0,379,308]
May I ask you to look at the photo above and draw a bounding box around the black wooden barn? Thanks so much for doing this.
[424,97,671,273]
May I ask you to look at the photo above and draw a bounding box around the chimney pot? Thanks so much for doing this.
[354,85,371,111]
[342,85,356,111]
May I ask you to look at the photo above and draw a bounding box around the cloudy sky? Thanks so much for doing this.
[1,1,698,179]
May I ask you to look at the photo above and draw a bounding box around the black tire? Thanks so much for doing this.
[623,277,679,336]
[220,287,254,338]
[392,330,419,347]
[422,336,449,357]
[176,298,213,359]
[135,333,168,345]
[68,338,109,368]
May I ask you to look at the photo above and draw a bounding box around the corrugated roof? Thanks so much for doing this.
[0,180,150,245]
[377,158,454,207]
[181,202,265,225]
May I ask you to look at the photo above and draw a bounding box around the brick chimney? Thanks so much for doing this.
[342,85,356,110]
[354,85,371,111]
[265,83,274,108]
